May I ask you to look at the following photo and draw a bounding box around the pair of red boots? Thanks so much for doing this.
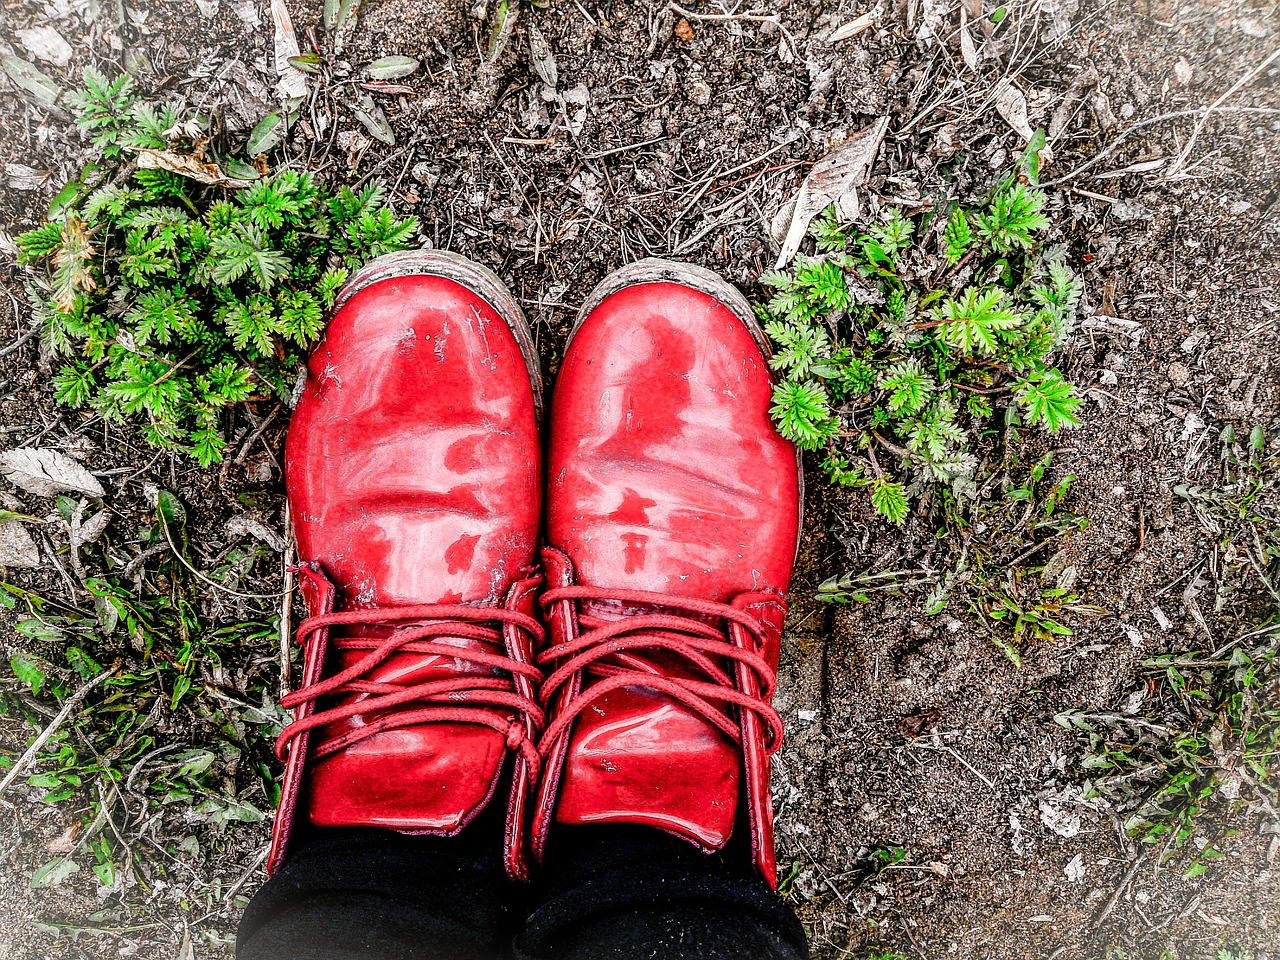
[268,252,801,888]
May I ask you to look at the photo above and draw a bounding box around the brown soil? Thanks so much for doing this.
[1,0,1279,958]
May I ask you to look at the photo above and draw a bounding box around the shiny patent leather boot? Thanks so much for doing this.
[532,259,802,886]
[270,250,545,880]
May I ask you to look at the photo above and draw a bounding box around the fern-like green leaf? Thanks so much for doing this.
[190,426,227,466]
[879,359,935,416]
[53,364,98,407]
[769,380,838,450]
[208,224,292,290]
[766,320,830,378]
[976,183,1049,253]
[1015,371,1080,431]
[944,208,973,264]
[871,477,909,525]
[15,222,64,263]
[935,288,1022,356]
[317,267,349,308]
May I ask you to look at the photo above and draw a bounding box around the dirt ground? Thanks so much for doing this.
[1,0,1279,957]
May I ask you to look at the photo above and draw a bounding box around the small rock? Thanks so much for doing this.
[1172,56,1192,86]
[673,18,694,41]
[1166,361,1190,387]
[1180,331,1206,354]
[410,161,439,188]
[1110,200,1150,222]
[686,79,712,106]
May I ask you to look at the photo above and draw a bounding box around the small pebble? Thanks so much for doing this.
[686,79,712,106]
[1166,361,1190,387]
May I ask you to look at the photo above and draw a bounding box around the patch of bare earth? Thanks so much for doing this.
[1,0,1278,957]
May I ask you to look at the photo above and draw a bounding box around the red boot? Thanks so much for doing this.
[533,259,802,886]
[271,251,545,880]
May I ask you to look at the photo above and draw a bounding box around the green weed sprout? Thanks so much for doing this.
[16,67,418,465]
[760,139,1082,524]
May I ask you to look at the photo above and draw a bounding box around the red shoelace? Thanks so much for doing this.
[536,586,784,756]
[276,605,546,779]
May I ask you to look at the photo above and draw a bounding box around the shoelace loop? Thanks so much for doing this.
[536,585,784,758]
[276,604,546,782]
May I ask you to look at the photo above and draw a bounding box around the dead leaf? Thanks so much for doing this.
[271,0,310,101]
[828,12,875,42]
[45,822,80,855]
[0,520,41,567]
[993,81,1035,142]
[359,81,415,96]
[363,55,420,80]
[72,508,111,550]
[527,21,558,88]
[17,26,74,67]
[0,448,104,498]
[6,163,49,191]
[225,514,286,552]
[1,56,64,110]
[772,116,889,268]
[913,0,948,40]
[349,91,395,145]
[899,708,943,738]
[959,7,979,71]
[135,149,256,188]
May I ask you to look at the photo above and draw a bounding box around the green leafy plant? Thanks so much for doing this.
[0,488,280,890]
[1173,423,1279,613]
[760,139,1082,524]
[818,451,1102,662]
[16,68,418,465]
[1056,621,1279,875]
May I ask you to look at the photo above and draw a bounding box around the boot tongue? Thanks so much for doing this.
[553,599,743,853]
[302,617,510,834]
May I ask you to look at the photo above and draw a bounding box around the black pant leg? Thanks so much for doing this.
[236,813,515,960]
[514,826,809,960]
